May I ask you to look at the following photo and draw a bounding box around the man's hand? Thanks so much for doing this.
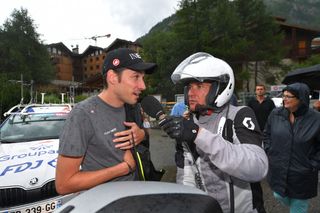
[159,116,199,144]
[113,122,145,149]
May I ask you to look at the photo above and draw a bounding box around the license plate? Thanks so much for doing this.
[10,199,61,213]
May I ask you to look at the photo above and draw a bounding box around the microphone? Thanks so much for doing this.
[141,96,166,121]
[142,96,202,186]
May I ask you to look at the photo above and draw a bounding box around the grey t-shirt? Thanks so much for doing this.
[59,96,135,181]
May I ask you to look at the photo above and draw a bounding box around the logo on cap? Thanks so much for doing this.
[129,53,142,60]
[113,59,120,67]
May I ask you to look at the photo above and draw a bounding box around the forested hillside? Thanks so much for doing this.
[141,0,320,39]
[138,0,286,99]
[263,0,320,30]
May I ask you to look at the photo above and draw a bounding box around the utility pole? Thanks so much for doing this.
[69,76,75,105]
[29,80,34,103]
[20,74,23,104]
[9,74,34,104]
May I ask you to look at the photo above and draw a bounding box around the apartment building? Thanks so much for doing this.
[46,38,141,92]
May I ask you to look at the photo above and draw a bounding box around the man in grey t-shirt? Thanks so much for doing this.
[55,48,157,195]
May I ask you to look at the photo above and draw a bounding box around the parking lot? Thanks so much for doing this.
[148,128,320,213]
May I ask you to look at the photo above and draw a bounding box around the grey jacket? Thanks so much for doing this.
[180,104,268,213]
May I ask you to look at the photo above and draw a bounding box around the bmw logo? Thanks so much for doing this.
[29,177,39,185]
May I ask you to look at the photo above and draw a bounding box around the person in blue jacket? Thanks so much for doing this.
[171,101,187,117]
[263,82,320,213]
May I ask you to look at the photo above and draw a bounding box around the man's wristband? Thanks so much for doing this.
[124,161,134,174]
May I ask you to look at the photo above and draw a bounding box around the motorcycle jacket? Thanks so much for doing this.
[180,104,268,213]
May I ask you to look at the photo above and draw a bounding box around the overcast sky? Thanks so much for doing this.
[0,0,180,53]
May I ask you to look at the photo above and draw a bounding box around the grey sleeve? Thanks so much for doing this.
[195,108,268,182]
[196,129,268,182]
[58,107,94,157]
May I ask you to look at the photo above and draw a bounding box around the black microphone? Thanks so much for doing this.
[141,96,166,122]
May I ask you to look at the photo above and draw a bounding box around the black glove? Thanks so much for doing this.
[159,116,199,144]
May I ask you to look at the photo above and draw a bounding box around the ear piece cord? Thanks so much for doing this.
[131,131,145,181]
[183,141,205,191]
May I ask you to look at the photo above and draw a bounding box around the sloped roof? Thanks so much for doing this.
[104,38,142,52]
[81,45,104,56]
[46,42,74,55]
[274,16,320,34]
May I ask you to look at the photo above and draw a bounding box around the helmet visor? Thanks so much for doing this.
[171,52,226,84]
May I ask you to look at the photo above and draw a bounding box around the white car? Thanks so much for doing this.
[54,181,223,213]
[271,97,283,107]
[0,104,76,213]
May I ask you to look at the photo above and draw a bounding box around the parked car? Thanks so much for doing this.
[271,90,319,108]
[54,181,223,213]
[271,97,283,108]
[0,104,76,213]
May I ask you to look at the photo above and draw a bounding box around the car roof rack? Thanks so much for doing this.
[3,103,73,117]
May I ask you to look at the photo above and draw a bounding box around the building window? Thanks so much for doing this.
[96,57,99,61]
[299,40,306,48]
[96,65,100,69]
[298,40,306,56]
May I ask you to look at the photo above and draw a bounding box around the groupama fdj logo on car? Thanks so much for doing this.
[0,143,58,176]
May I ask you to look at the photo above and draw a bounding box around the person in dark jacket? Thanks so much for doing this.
[248,84,275,131]
[263,82,320,213]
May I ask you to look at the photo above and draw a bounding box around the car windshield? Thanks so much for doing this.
[0,112,68,143]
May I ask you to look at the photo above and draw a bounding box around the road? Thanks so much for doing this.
[148,129,320,213]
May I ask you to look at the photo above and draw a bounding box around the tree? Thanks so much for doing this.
[291,55,320,69]
[140,0,286,99]
[0,8,54,119]
[0,8,54,83]
[141,31,185,100]
[0,74,21,122]
[235,0,286,87]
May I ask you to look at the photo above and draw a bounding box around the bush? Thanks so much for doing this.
[43,94,61,104]
[74,94,89,103]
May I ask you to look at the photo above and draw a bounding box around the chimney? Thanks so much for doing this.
[72,45,79,54]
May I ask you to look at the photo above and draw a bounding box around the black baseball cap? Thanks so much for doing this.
[102,48,157,75]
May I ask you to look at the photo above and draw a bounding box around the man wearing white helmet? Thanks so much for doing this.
[159,52,268,213]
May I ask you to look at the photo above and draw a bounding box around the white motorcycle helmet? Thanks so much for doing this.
[171,52,235,110]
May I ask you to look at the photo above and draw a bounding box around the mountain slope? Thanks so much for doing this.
[139,0,320,41]
[263,0,320,30]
